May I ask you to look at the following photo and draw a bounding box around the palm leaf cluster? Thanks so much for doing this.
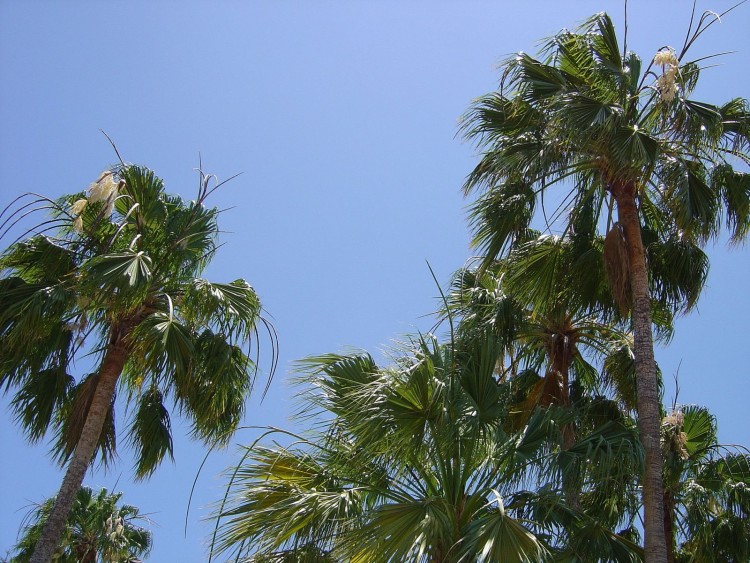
[463,12,749,258]
[460,10,750,322]
[659,405,750,562]
[445,264,632,413]
[214,332,648,562]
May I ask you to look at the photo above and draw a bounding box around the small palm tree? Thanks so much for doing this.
[0,162,275,562]
[9,486,151,563]
[461,10,749,561]
[215,338,547,562]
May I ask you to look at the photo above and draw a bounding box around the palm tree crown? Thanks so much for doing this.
[463,12,749,263]
[660,405,750,562]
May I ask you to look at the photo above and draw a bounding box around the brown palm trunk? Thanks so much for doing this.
[30,325,130,563]
[614,184,668,563]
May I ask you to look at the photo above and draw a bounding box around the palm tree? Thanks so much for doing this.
[461,10,749,561]
[213,335,642,562]
[451,267,749,561]
[9,486,152,563]
[0,163,275,562]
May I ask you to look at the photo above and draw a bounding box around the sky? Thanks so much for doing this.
[0,1,748,561]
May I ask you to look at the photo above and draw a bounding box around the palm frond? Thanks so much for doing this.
[128,387,174,479]
[181,330,255,443]
[10,367,74,443]
[181,278,261,342]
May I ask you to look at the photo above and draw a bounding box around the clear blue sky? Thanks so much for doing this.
[1,1,748,561]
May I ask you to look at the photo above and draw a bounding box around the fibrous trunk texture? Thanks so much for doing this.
[615,184,668,563]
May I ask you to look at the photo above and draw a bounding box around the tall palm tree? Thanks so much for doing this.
[461,10,749,561]
[213,335,642,562]
[9,486,152,563]
[0,163,275,562]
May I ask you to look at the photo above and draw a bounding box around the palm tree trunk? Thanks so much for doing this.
[30,326,130,563]
[615,185,667,563]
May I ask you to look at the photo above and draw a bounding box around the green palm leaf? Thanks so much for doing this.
[10,367,74,443]
[129,387,174,479]
[82,251,153,289]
